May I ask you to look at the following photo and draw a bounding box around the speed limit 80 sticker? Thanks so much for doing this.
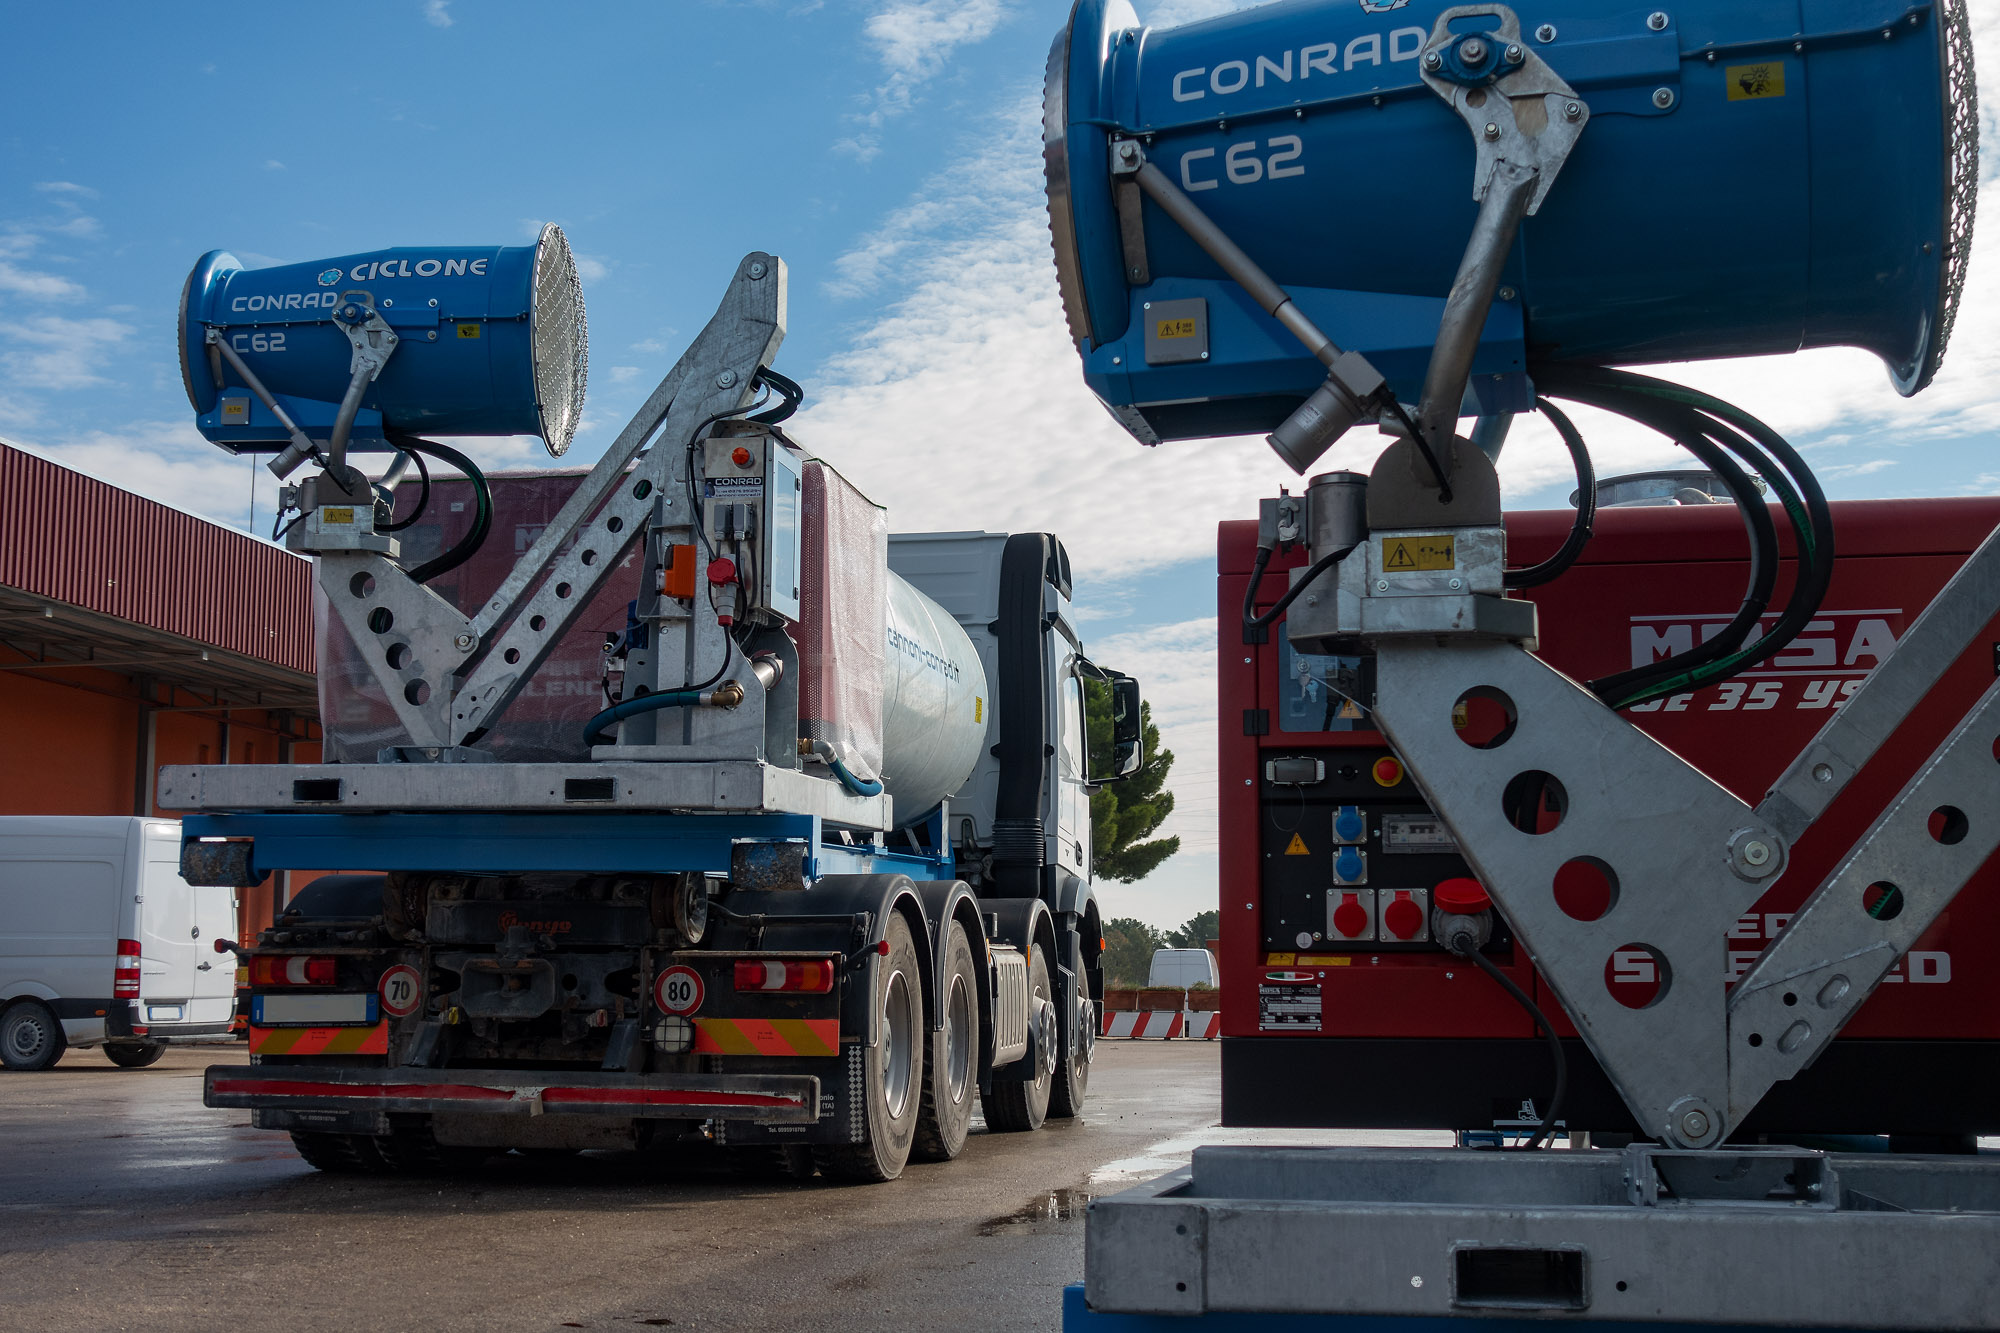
[378,964,423,1018]
[654,966,704,1015]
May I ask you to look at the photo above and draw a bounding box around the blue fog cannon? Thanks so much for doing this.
[1043,0,1976,473]
[179,224,588,480]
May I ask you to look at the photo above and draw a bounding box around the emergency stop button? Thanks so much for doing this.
[1434,878,1490,914]
[1371,756,1403,787]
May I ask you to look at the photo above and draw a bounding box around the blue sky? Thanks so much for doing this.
[7,0,2000,929]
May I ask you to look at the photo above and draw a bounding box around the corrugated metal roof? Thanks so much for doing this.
[0,439,314,674]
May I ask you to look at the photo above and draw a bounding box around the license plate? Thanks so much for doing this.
[251,993,378,1026]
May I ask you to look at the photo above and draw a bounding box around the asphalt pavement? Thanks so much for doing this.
[0,1040,1445,1332]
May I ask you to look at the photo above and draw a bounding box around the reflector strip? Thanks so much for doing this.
[693,1017,839,1056]
[247,1023,388,1056]
[207,1077,806,1110]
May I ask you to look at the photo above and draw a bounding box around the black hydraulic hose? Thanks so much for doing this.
[1533,364,1836,705]
[750,367,803,425]
[1242,543,1359,630]
[386,432,491,585]
[1503,398,1595,589]
[1583,408,1776,702]
[1526,381,1779,703]
[378,443,430,533]
[1459,944,1568,1151]
[1382,392,1453,505]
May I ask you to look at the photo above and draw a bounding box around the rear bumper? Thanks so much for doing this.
[204,1064,819,1123]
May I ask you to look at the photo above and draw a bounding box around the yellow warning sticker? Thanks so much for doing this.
[1298,955,1353,966]
[456,322,482,339]
[1284,833,1310,856]
[1726,62,1785,101]
[321,507,354,525]
[974,696,984,723]
[1155,318,1198,339]
[1265,953,1297,965]
[1381,535,1455,572]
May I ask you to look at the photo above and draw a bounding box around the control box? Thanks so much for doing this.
[1219,497,2000,1139]
[699,424,803,623]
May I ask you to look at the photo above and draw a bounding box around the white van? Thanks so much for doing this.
[1148,947,1220,990]
[0,816,239,1070]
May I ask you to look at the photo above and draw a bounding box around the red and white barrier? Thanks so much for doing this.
[1100,1009,1222,1039]
[1102,1010,1184,1039]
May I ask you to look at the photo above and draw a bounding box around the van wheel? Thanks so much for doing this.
[980,949,1054,1132]
[1048,987,1093,1119]
[814,912,923,1183]
[0,1000,66,1071]
[913,921,977,1162]
[104,1041,165,1069]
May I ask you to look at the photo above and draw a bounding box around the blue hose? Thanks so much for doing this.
[826,754,883,797]
[581,690,704,746]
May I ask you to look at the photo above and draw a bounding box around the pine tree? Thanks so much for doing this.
[1085,679,1179,883]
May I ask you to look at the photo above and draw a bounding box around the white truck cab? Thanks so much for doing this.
[0,816,238,1070]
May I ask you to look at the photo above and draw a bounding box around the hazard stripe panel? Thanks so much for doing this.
[1099,1011,1220,1039]
[247,1023,388,1056]
[692,1017,839,1056]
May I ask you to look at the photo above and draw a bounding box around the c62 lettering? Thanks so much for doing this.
[1181,135,1306,192]
[231,331,287,353]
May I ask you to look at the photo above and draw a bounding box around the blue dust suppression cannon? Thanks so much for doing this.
[1043,0,1975,471]
[179,223,588,478]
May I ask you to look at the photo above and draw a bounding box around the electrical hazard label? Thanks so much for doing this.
[1284,833,1310,855]
[1381,535,1455,572]
[456,322,482,338]
[1156,318,1198,339]
[1726,62,1785,101]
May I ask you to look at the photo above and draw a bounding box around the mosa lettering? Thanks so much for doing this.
[1625,608,1901,714]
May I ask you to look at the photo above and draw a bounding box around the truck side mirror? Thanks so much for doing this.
[1111,676,1144,779]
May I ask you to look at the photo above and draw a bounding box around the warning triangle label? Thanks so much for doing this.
[1284,833,1310,856]
[1384,544,1416,569]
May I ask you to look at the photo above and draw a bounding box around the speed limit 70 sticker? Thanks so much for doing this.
[378,964,423,1018]
[654,966,704,1015]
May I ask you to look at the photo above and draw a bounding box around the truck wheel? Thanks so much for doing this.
[814,911,923,1182]
[913,920,977,1162]
[1048,987,1093,1119]
[0,1000,66,1071]
[980,950,1053,1132]
[289,1132,380,1173]
[104,1041,165,1069]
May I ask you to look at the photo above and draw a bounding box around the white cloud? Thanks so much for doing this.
[574,255,610,283]
[0,315,134,389]
[32,181,97,198]
[422,0,453,28]
[0,258,84,301]
[14,422,267,533]
[835,0,1012,159]
[264,160,286,171]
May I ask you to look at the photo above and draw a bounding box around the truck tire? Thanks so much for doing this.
[913,920,977,1162]
[0,1000,66,1071]
[814,911,923,1182]
[1048,986,1093,1119]
[980,950,1053,1132]
[104,1041,166,1069]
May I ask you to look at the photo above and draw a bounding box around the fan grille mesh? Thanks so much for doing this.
[530,223,589,456]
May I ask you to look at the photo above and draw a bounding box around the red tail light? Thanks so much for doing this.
[114,938,141,997]
[250,955,338,987]
[733,959,835,993]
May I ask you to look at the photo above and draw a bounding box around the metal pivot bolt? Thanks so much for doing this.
[1535,23,1557,42]
[1727,827,1784,880]
[1648,11,1669,31]
[1680,1108,1710,1139]
[747,261,767,279]
[1459,36,1489,65]
[716,369,739,389]
[1117,141,1140,165]
[1653,87,1677,109]
[1564,101,1582,121]
[1504,44,1524,63]
[1423,50,1443,70]
[453,632,477,652]
[1483,122,1501,140]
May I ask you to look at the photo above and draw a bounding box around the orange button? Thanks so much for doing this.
[660,543,698,599]
[1372,756,1403,787]
[731,445,753,467]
